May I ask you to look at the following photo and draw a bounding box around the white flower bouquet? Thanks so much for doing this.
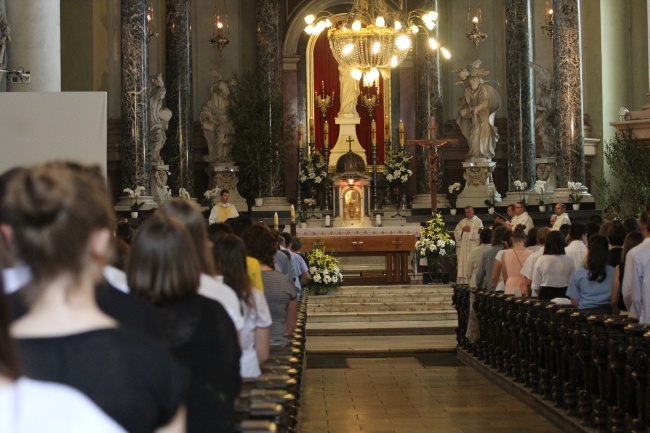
[385,150,413,189]
[178,187,190,199]
[447,182,461,208]
[484,183,501,208]
[533,180,546,205]
[513,180,528,205]
[123,186,146,212]
[307,247,343,295]
[567,181,583,203]
[415,213,456,270]
[300,151,328,191]
[204,187,220,204]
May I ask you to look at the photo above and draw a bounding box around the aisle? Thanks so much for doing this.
[299,354,562,433]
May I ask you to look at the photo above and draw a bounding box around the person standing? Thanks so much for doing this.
[208,189,239,225]
[565,222,588,271]
[551,203,571,230]
[622,210,650,322]
[566,235,614,313]
[531,231,575,300]
[465,228,492,288]
[500,226,533,295]
[510,202,534,234]
[453,206,483,284]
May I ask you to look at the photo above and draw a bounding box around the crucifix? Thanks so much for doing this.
[407,120,457,214]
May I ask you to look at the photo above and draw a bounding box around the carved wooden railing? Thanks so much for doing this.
[452,285,650,433]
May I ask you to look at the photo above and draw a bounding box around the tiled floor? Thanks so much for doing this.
[299,356,562,433]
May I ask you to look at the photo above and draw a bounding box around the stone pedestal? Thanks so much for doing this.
[208,163,247,211]
[550,187,594,205]
[330,115,366,169]
[412,193,450,213]
[114,195,157,212]
[151,165,170,204]
[457,161,500,208]
[535,157,557,193]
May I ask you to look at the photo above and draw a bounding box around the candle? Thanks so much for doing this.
[309,118,315,143]
[325,215,331,227]
[371,119,376,146]
[385,115,390,141]
[324,121,329,147]
[399,120,405,147]
[376,214,382,226]
[298,123,303,147]
[273,212,278,231]
[322,80,325,93]
[290,205,295,223]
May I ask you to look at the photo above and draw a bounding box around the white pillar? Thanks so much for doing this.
[6,0,60,91]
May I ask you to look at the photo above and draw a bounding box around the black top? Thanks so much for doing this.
[155,294,241,433]
[17,327,190,433]
[607,247,623,268]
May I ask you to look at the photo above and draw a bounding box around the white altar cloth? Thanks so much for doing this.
[296,226,422,237]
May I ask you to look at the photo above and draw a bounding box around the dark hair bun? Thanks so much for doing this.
[10,167,73,227]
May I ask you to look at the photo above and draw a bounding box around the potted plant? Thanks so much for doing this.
[123,186,145,218]
[513,180,528,207]
[533,180,547,212]
[385,149,413,209]
[178,188,190,199]
[447,182,461,215]
[204,187,219,206]
[306,247,343,295]
[483,183,500,214]
[568,181,583,210]
[415,213,456,284]
[300,151,328,201]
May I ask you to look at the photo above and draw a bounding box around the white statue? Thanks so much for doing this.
[530,63,556,156]
[337,65,360,117]
[200,70,234,163]
[456,60,501,160]
[149,74,172,166]
[0,8,11,69]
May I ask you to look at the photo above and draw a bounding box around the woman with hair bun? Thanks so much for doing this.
[500,225,533,296]
[6,164,189,433]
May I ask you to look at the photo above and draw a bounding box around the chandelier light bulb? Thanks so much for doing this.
[429,11,439,21]
[472,16,479,24]
[376,16,385,27]
[216,21,223,29]
[352,20,362,31]
[425,21,436,30]
[395,34,411,50]
[342,44,354,55]
[390,56,399,67]
[316,21,326,34]
[350,69,363,80]
[394,21,402,31]
[548,8,553,16]
[305,14,315,25]
[304,25,313,35]
[325,19,332,27]
[410,24,419,33]
[441,47,451,59]
[428,38,439,50]
[372,41,381,54]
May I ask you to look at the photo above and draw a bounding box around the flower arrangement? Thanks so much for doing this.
[415,213,456,270]
[204,187,220,204]
[447,182,461,208]
[513,180,527,206]
[300,151,328,191]
[533,180,547,205]
[483,183,501,208]
[306,247,343,295]
[163,185,172,201]
[304,197,317,208]
[178,187,190,199]
[568,181,583,203]
[123,186,146,212]
[384,150,413,189]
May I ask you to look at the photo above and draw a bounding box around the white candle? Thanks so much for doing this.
[376,214,381,226]
[298,123,303,147]
[273,212,278,231]
[399,120,405,147]
[290,205,295,223]
[309,118,315,143]
[324,121,329,148]
[371,119,376,146]
[325,215,331,227]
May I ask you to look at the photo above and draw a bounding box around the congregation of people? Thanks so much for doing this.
[459,201,650,320]
[0,162,310,432]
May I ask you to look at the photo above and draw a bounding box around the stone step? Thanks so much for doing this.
[308,293,451,304]
[307,301,452,313]
[306,334,458,355]
[326,285,453,296]
[307,310,457,323]
[306,319,458,336]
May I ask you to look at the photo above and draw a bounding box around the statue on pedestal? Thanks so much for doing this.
[337,65,360,117]
[149,74,172,165]
[200,70,234,163]
[0,7,11,69]
[456,60,500,160]
[530,63,556,157]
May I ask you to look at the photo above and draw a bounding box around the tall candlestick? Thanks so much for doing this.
[324,121,329,147]
[399,120,405,147]
[273,212,279,231]
[371,119,377,146]
[385,115,390,141]
[309,118,315,143]
[290,205,295,223]
[298,123,303,147]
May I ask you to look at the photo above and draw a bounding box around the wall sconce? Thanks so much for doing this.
[466,0,487,50]
[146,2,158,40]
[540,1,554,40]
[210,0,230,55]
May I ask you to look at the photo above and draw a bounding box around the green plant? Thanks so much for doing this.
[123,186,145,212]
[567,181,583,204]
[229,71,295,199]
[484,183,500,208]
[595,129,650,218]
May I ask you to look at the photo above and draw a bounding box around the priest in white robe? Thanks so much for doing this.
[208,189,239,224]
[454,206,483,284]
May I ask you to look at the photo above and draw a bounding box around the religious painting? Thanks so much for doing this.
[343,189,361,221]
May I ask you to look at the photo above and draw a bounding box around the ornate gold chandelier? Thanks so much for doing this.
[304,0,450,88]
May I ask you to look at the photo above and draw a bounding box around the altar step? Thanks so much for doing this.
[306,284,457,336]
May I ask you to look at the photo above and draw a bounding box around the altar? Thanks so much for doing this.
[297,226,420,285]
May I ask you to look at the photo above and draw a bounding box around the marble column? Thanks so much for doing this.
[414,0,442,196]
[166,0,194,196]
[255,0,283,197]
[505,0,535,192]
[6,0,61,91]
[121,0,150,193]
[552,0,584,187]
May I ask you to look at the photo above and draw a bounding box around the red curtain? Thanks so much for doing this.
[312,32,386,164]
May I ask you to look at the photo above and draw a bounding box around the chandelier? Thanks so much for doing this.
[209,0,230,55]
[540,1,554,40]
[304,0,450,88]
[466,0,487,49]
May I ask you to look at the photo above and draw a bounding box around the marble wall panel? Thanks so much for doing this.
[121,0,150,192]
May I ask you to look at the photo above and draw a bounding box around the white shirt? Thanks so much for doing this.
[551,213,571,231]
[531,254,575,290]
[510,212,534,234]
[565,240,588,271]
[521,247,545,280]
[240,290,272,378]
[102,266,129,293]
[622,238,650,321]
[198,274,244,331]
[493,250,506,292]
[2,262,31,294]
[0,378,126,433]
[466,244,491,288]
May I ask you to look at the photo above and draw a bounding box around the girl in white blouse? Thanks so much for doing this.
[532,231,576,300]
